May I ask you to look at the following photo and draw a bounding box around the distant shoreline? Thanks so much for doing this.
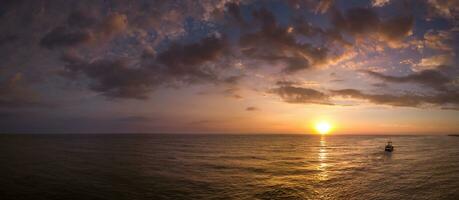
[448,134,459,137]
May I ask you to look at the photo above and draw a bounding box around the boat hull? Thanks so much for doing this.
[385,146,394,152]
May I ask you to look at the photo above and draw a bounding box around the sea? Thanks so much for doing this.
[1,134,458,200]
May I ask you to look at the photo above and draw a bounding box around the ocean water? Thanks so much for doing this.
[1,134,459,200]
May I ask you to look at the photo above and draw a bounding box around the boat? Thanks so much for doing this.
[385,141,394,152]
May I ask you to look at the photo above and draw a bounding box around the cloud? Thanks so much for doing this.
[40,26,93,49]
[423,30,454,51]
[246,106,259,111]
[413,54,454,71]
[275,80,300,86]
[225,2,245,25]
[223,75,244,84]
[99,13,128,37]
[155,35,229,83]
[315,0,334,14]
[332,7,380,35]
[332,88,459,109]
[362,69,452,90]
[66,10,97,28]
[42,2,419,103]
[238,8,328,73]
[3,0,458,110]
[270,85,459,109]
[270,86,331,105]
[426,0,459,19]
[61,52,159,99]
[378,16,414,44]
[372,0,391,7]
[60,35,232,99]
[331,89,424,107]
[331,7,413,47]
[40,11,97,49]
[40,11,128,49]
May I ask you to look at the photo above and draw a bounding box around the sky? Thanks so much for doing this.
[0,0,458,134]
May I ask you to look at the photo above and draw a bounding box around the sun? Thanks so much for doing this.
[315,121,332,135]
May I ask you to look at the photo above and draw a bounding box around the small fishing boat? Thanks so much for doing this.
[385,141,394,152]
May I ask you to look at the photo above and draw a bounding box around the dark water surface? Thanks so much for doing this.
[1,134,459,200]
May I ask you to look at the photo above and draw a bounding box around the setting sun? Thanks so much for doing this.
[315,121,332,135]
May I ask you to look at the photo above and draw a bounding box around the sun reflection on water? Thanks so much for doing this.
[316,136,329,181]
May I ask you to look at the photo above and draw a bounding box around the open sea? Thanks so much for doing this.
[1,134,459,200]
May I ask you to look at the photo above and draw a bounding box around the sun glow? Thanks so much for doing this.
[315,121,332,135]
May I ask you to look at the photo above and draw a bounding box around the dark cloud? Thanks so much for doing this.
[246,106,259,111]
[156,35,228,83]
[40,26,93,49]
[270,86,331,105]
[379,15,414,41]
[238,8,328,73]
[275,80,300,86]
[61,35,231,99]
[66,10,97,28]
[332,7,380,35]
[428,92,459,107]
[44,2,418,102]
[270,85,459,109]
[331,89,424,107]
[40,11,97,49]
[331,7,413,46]
[332,89,459,108]
[61,54,159,99]
[225,2,245,25]
[362,69,451,90]
[40,11,127,49]
[371,82,388,88]
[283,57,312,73]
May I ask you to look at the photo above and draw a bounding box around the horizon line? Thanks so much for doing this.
[0,132,457,136]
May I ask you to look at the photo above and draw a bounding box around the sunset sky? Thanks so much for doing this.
[0,0,458,134]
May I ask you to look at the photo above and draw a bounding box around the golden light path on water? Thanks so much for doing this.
[317,136,329,181]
